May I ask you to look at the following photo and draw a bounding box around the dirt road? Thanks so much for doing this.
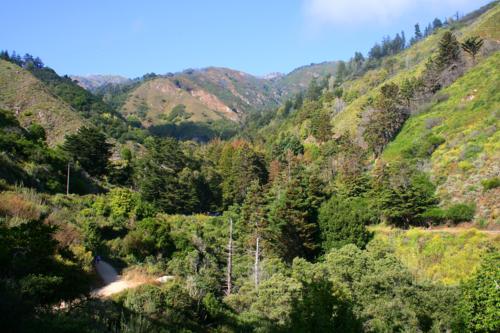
[91,260,174,297]
[92,261,143,297]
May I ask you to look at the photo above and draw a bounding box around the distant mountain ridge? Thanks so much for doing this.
[70,74,131,91]
[109,61,339,126]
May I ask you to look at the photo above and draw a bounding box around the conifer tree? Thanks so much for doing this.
[414,23,423,41]
[461,36,483,64]
[362,83,408,156]
[63,126,111,177]
[267,173,323,262]
[437,31,461,69]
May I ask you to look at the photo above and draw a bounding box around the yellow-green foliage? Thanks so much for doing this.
[333,30,446,135]
[371,225,500,285]
[384,52,500,162]
[466,2,500,40]
[332,2,500,136]
[383,52,500,222]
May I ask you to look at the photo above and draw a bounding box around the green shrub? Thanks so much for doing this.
[318,196,375,251]
[445,203,476,223]
[421,203,476,225]
[458,252,500,332]
[420,207,447,225]
[481,177,500,190]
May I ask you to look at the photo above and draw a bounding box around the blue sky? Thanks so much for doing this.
[0,0,491,78]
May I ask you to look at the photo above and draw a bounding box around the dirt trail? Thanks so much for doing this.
[91,260,174,298]
[91,261,144,297]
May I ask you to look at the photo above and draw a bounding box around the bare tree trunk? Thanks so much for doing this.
[66,162,70,195]
[286,149,292,182]
[226,218,233,296]
[254,236,260,289]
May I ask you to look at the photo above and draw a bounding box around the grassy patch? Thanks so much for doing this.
[370,225,499,285]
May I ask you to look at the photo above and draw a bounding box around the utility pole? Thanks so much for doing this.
[226,218,233,296]
[254,236,260,289]
[66,162,70,195]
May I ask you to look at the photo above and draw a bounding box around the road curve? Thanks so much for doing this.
[92,260,174,297]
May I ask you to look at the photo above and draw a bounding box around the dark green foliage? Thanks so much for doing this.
[271,133,304,162]
[0,220,91,332]
[414,23,423,41]
[117,283,201,330]
[461,36,484,63]
[135,137,221,214]
[305,78,323,101]
[290,260,361,332]
[122,218,174,261]
[310,109,332,141]
[135,138,197,213]
[445,203,476,223]
[437,31,461,69]
[267,174,324,262]
[400,76,422,107]
[27,123,47,142]
[458,252,500,332]
[372,162,438,227]
[219,141,267,207]
[318,196,374,252]
[421,203,476,225]
[164,104,191,122]
[432,18,443,30]
[335,61,347,84]
[363,83,409,155]
[149,119,238,141]
[322,244,460,332]
[63,126,112,177]
[240,180,269,251]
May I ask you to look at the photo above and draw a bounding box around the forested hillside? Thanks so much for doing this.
[0,2,499,333]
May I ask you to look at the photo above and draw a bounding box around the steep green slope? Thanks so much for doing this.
[0,60,84,144]
[332,2,500,136]
[383,52,500,223]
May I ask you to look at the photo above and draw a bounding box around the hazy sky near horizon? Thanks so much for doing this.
[0,0,491,78]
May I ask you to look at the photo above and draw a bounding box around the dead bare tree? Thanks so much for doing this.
[226,218,233,296]
[254,235,260,289]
